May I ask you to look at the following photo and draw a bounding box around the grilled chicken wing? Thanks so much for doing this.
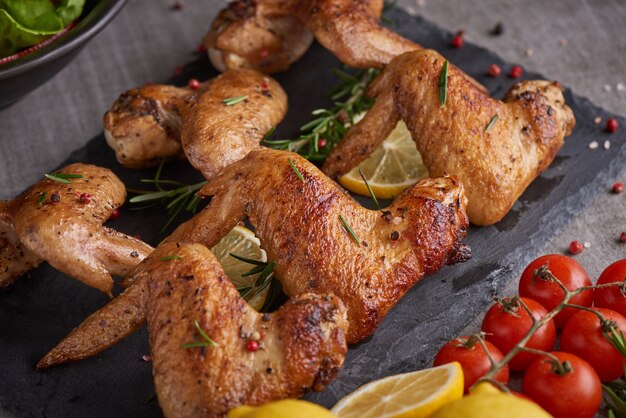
[0,163,153,295]
[205,0,419,73]
[40,243,348,418]
[104,69,287,179]
[169,148,470,343]
[0,202,40,289]
[38,148,468,366]
[322,49,576,226]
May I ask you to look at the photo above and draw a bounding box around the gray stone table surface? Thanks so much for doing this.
[0,0,625,416]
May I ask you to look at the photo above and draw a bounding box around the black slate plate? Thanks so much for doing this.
[2,8,625,418]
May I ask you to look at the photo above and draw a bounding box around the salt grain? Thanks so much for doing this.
[559,39,568,46]
[583,242,591,249]
[525,48,534,57]
[604,84,613,92]
[618,83,626,92]
[589,141,599,149]
[594,116,602,124]
[605,140,611,150]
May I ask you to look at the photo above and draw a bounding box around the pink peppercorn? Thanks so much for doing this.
[568,240,583,255]
[509,65,523,78]
[246,340,259,352]
[612,182,624,194]
[606,118,619,133]
[188,78,201,90]
[487,64,501,77]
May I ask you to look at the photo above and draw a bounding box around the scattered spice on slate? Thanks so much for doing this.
[594,116,602,125]
[589,141,599,150]
[509,65,523,78]
[188,78,201,90]
[583,241,592,249]
[617,82,626,92]
[142,354,152,362]
[487,64,501,77]
[606,118,619,133]
[171,1,184,10]
[490,22,504,36]
[568,240,583,255]
[525,48,534,57]
[604,140,611,150]
[612,182,624,194]
[559,39,568,46]
[604,84,613,92]
[450,31,464,48]
[620,232,626,243]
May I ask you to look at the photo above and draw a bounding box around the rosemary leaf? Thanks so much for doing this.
[181,319,218,348]
[340,214,361,245]
[438,60,449,107]
[229,252,266,266]
[160,255,182,261]
[359,169,380,210]
[44,173,83,184]
[261,126,276,143]
[222,95,248,106]
[485,114,499,132]
[288,159,306,183]
[37,192,46,207]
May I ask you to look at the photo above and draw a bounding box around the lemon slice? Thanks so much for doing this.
[331,362,464,418]
[212,225,269,311]
[338,119,428,200]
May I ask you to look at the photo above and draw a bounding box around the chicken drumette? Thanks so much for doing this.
[0,163,153,295]
[104,69,286,179]
[40,243,348,418]
[322,49,576,226]
[205,0,419,73]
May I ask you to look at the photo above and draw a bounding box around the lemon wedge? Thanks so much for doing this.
[338,119,428,200]
[331,362,464,418]
[212,225,269,311]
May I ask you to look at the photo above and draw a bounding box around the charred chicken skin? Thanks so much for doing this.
[322,49,576,226]
[0,163,153,295]
[205,0,419,73]
[39,243,349,418]
[104,69,287,179]
[168,148,470,343]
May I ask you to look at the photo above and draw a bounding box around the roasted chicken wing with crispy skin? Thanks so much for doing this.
[0,163,153,295]
[168,148,470,343]
[104,69,287,178]
[205,0,419,73]
[206,1,314,73]
[0,202,40,289]
[322,49,576,226]
[39,243,349,418]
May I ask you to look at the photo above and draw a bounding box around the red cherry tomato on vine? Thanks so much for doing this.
[433,335,509,393]
[523,352,602,418]
[481,297,556,371]
[594,259,626,317]
[519,254,592,328]
[560,307,626,381]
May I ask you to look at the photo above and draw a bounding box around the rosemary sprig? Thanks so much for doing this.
[339,214,361,245]
[44,173,84,184]
[37,192,47,207]
[288,159,305,183]
[438,60,449,107]
[180,319,218,349]
[359,169,380,210]
[128,161,207,233]
[605,326,626,359]
[232,252,277,311]
[485,114,499,132]
[222,95,248,106]
[263,67,380,161]
[159,255,182,261]
[604,367,626,418]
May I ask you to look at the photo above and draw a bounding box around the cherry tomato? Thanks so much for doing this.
[519,254,592,328]
[523,352,602,418]
[481,297,556,371]
[433,335,509,393]
[560,307,626,381]
[594,259,626,317]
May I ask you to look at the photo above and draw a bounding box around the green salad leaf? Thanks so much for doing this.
[0,0,85,58]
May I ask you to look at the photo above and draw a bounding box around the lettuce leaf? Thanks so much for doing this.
[0,0,85,57]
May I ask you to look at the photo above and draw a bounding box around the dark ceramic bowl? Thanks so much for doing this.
[0,0,127,108]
